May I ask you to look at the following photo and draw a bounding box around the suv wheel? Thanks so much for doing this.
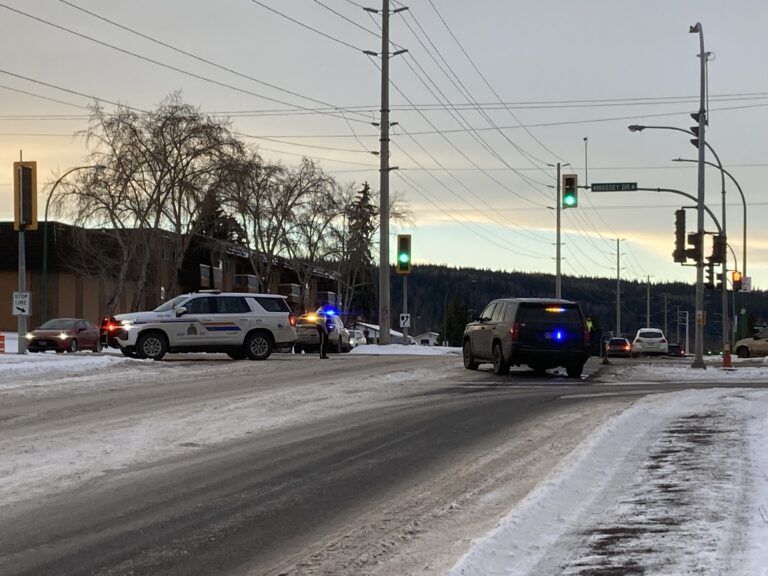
[492,343,509,375]
[737,346,750,359]
[137,332,168,361]
[566,363,584,379]
[462,340,478,370]
[246,331,273,361]
[68,339,78,353]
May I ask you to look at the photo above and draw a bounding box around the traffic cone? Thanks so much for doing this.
[723,347,732,368]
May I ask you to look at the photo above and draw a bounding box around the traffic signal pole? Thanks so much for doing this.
[691,22,707,369]
[556,162,562,299]
[17,152,26,355]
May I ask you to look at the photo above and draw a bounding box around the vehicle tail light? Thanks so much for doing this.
[509,322,520,341]
[624,344,631,350]
[101,316,118,332]
[660,338,667,343]
[289,314,297,327]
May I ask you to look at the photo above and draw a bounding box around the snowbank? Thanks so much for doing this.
[448,388,768,575]
[350,344,461,356]
[610,363,768,382]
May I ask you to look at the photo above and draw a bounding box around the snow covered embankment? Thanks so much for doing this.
[448,388,768,576]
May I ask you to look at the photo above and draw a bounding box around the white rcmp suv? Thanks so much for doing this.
[113,291,297,361]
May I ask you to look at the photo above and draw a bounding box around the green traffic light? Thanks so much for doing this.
[564,194,576,206]
[398,252,410,263]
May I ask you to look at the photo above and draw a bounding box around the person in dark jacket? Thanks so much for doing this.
[316,309,333,359]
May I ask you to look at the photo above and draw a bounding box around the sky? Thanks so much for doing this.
[0,0,766,291]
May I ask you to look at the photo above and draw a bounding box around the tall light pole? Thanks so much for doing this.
[616,238,625,336]
[691,21,707,368]
[41,164,105,323]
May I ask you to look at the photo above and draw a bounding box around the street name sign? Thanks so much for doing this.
[12,291,30,316]
[591,182,638,192]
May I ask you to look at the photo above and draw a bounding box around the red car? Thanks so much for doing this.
[27,318,102,353]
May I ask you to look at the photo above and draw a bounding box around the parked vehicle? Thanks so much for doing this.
[605,337,632,358]
[666,343,685,357]
[348,329,367,347]
[294,310,351,353]
[27,318,101,353]
[631,328,668,357]
[734,327,768,358]
[462,298,590,378]
[112,291,296,361]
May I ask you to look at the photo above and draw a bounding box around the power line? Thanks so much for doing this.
[58,0,373,125]
[247,0,364,52]
[0,2,373,126]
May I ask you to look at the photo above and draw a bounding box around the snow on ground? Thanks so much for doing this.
[448,388,768,576]
[0,355,458,507]
[606,361,768,383]
[351,343,461,356]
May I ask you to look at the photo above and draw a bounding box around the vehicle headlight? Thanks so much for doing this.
[25,333,34,340]
[59,332,69,340]
[120,320,133,328]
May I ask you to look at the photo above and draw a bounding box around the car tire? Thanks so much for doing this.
[462,340,478,370]
[246,331,273,361]
[136,332,168,361]
[737,346,750,359]
[566,363,584,379]
[294,344,303,354]
[120,346,136,358]
[68,339,78,353]
[492,343,509,375]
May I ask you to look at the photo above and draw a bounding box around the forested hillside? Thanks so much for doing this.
[378,264,768,349]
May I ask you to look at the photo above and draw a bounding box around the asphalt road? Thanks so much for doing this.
[2,354,767,576]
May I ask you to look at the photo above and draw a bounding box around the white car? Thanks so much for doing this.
[349,329,367,347]
[632,328,669,357]
[113,291,297,361]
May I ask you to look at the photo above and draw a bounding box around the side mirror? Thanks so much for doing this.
[175,306,187,317]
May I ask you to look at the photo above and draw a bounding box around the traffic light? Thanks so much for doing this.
[716,272,724,291]
[562,174,578,209]
[689,110,707,149]
[673,209,687,263]
[705,260,715,290]
[732,270,743,292]
[13,161,38,231]
[686,231,703,263]
[396,234,412,274]
[711,234,727,264]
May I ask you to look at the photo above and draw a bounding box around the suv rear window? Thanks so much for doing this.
[609,338,627,345]
[252,296,290,313]
[638,331,662,338]
[517,303,583,327]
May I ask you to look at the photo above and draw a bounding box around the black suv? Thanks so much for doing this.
[462,298,590,378]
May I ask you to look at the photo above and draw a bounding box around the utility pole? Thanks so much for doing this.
[368,0,407,343]
[663,293,669,337]
[583,137,589,187]
[691,22,707,368]
[615,238,621,336]
[556,162,562,299]
[646,276,651,328]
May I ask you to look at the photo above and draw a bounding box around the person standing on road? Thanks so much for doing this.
[316,310,331,359]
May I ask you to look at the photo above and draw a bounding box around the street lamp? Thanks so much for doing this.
[41,164,106,323]
[443,279,477,346]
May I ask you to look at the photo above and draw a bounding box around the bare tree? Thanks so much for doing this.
[76,94,240,306]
